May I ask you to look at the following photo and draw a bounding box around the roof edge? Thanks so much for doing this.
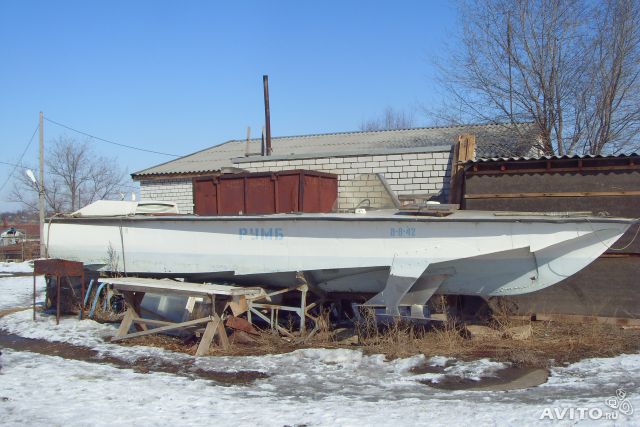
[232,145,454,164]
[225,121,536,144]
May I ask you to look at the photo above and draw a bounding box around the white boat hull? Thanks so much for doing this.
[44,211,633,315]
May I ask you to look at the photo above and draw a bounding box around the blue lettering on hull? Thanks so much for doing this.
[239,227,284,240]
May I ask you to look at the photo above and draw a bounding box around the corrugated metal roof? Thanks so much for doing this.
[466,152,639,164]
[132,123,537,178]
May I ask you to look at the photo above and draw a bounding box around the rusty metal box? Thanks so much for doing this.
[193,170,338,215]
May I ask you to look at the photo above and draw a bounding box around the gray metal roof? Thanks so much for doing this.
[466,152,639,164]
[132,123,538,178]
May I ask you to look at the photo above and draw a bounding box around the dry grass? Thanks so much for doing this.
[110,302,640,368]
[118,321,640,367]
[121,333,199,355]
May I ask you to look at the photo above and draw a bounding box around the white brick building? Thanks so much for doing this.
[133,124,536,214]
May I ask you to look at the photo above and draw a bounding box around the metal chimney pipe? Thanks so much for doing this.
[263,75,272,156]
[245,126,251,157]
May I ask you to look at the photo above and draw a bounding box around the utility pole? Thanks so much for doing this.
[38,111,45,258]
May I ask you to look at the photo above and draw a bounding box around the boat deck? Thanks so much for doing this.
[52,209,637,224]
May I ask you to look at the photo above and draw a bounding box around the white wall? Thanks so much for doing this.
[138,149,453,212]
[238,150,452,209]
[139,178,194,214]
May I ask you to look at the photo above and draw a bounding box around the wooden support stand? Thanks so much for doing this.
[247,282,321,341]
[105,278,262,356]
[33,259,85,324]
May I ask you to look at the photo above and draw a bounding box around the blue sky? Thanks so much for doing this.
[0,0,457,211]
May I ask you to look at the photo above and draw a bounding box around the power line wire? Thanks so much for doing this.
[43,116,180,157]
[0,125,39,194]
[0,159,34,168]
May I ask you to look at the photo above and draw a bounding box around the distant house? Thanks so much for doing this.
[131,123,538,214]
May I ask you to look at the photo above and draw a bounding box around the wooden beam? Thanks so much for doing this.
[195,317,221,356]
[465,190,640,199]
[121,291,147,332]
[216,320,230,350]
[449,134,475,204]
[115,309,135,339]
[131,317,178,327]
[111,316,214,342]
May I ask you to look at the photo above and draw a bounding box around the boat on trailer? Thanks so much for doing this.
[44,200,636,317]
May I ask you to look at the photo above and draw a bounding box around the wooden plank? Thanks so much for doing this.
[108,277,261,297]
[111,316,213,342]
[195,318,220,356]
[115,309,135,338]
[121,291,147,331]
[216,320,230,350]
[449,134,476,204]
[131,317,177,327]
[465,190,640,199]
[449,138,462,204]
[228,295,248,316]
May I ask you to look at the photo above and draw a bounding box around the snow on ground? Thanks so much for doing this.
[0,260,45,311]
[0,275,45,311]
[1,274,639,426]
[0,260,34,274]
[1,348,638,427]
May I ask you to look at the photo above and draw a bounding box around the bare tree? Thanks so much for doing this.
[435,0,640,155]
[360,107,415,131]
[11,136,132,213]
[583,0,640,154]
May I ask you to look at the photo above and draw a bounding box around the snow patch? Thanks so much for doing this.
[2,348,638,427]
[0,261,34,274]
[0,275,45,310]
[0,309,117,347]
[442,358,508,381]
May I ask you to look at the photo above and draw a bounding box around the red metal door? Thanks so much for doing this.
[193,178,218,215]
[245,175,276,214]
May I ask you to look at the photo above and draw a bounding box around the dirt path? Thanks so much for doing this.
[0,329,267,385]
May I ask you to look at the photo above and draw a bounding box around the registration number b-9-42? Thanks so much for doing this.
[389,227,416,237]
